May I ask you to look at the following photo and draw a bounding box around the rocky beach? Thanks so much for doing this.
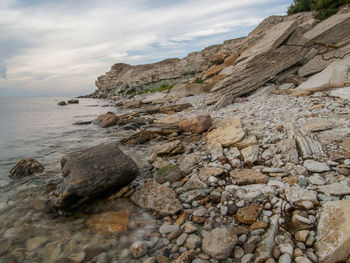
[2,4,350,263]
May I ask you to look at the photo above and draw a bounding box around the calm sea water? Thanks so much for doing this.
[0,97,117,186]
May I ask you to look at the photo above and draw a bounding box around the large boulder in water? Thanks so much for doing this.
[9,158,44,178]
[49,143,139,212]
[93,112,119,128]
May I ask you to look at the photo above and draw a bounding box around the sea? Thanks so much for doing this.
[0,97,155,262]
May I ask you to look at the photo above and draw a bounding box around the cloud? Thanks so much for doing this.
[0,0,291,97]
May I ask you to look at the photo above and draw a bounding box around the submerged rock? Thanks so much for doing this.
[57,101,67,106]
[67,99,79,104]
[9,158,44,178]
[50,143,138,212]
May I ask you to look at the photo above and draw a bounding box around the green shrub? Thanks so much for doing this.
[287,0,350,20]
[194,77,206,84]
[136,84,173,95]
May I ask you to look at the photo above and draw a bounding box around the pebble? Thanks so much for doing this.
[303,160,330,173]
[278,253,292,263]
[233,246,244,259]
[295,230,309,242]
[295,257,312,263]
[294,214,312,225]
[185,234,201,250]
[279,243,293,257]
[176,233,188,246]
[159,224,180,234]
[220,206,228,216]
[241,253,254,263]
[130,241,148,258]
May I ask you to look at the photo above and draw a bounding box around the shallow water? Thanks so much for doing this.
[0,97,156,262]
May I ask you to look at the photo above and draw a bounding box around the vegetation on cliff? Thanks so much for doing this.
[288,0,350,19]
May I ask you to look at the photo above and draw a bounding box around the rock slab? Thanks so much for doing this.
[316,200,350,263]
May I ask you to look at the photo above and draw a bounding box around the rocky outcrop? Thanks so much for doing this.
[49,143,139,211]
[9,158,44,178]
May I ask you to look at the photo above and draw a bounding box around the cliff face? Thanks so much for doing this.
[92,6,350,105]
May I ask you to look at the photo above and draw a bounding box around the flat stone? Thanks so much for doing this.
[302,118,334,132]
[202,227,238,260]
[236,204,262,224]
[206,117,245,147]
[131,181,182,215]
[235,135,257,149]
[159,224,180,234]
[304,160,330,173]
[318,183,350,196]
[179,189,210,203]
[152,140,184,156]
[155,165,183,184]
[198,167,224,181]
[155,116,184,125]
[331,87,350,100]
[230,169,269,186]
[176,233,188,246]
[172,250,195,263]
[316,200,350,263]
[177,154,201,173]
[86,209,129,235]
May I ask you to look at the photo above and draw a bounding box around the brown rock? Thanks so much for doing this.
[130,181,182,216]
[204,64,225,79]
[224,53,240,67]
[9,158,44,178]
[174,212,186,226]
[178,114,212,134]
[123,99,142,109]
[235,135,257,149]
[250,221,268,231]
[230,169,268,186]
[284,176,299,185]
[94,112,119,128]
[290,210,312,233]
[308,104,325,110]
[291,90,312,97]
[192,216,206,224]
[86,209,129,235]
[236,205,262,224]
[211,52,227,64]
[172,250,195,263]
[121,130,155,145]
[152,140,184,156]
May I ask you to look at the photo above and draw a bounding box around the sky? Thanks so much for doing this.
[0,0,292,97]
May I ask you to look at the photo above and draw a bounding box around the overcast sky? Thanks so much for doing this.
[0,0,291,97]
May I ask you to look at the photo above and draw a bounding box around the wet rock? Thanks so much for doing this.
[58,101,67,106]
[85,209,129,235]
[236,204,262,224]
[155,165,183,184]
[73,120,92,125]
[130,241,148,258]
[206,117,245,147]
[316,200,350,263]
[179,189,210,203]
[50,143,138,211]
[9,158,44,178]
[303,160,330,173]
[131,181,182,215]
[26,237,48,251]
[153,140,184,156]
[178,114,212,134]
[93,112,119,128]
[121,130,155,144]
[202,227,238,260]
[230,169,268,186]
[121,123,140,130]
[67,99,79,104]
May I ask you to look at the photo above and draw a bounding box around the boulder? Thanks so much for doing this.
[316,200,350,263]
[67,99,79,104]
[178,114,212,134]
[50,143,138,211]
[230,169,268,186]
[206,118,245,147]
[9,158,44,178]
[94,112,119,128]
[202,227,238,259]
[57,101,67,106]
[130,181,182,215]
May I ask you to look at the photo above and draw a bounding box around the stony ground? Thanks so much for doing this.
[113,85,350,263]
